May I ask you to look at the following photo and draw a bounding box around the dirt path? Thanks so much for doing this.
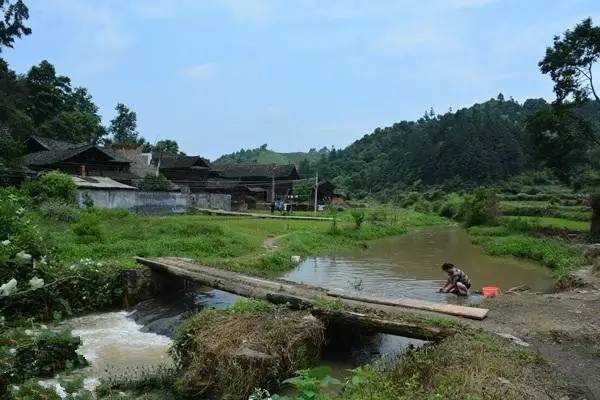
[262,234,289,253]
[478,270,600,399]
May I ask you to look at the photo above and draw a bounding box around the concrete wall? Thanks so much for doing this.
[191,192,231,211]
[77,189,231,213]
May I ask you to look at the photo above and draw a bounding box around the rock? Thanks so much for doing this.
[497,333,530,347]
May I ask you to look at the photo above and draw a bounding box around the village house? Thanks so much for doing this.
[23,136,138,184]
[217,164,300,203]
[151,153,211,191]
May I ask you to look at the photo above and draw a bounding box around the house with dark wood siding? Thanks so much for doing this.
[218,164,300,202]
[152,153,211,191]
[22,136,138,184]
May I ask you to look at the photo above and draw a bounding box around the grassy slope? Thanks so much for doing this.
[42,209,447,277]
[341,332,573,400]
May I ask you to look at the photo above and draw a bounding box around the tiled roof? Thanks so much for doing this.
[26,135,85,151]
[153,153,210,169]
[72,176,138,190]
[23,145,131,166]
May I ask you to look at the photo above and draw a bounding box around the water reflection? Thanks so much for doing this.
[284,227,554,302]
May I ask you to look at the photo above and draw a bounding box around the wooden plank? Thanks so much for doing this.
[136,257,488,320]
[135,257,451,340]
[326,291,488,320]
[194,208,333,221]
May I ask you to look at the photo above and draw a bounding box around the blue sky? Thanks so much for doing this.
[4,0,600,160]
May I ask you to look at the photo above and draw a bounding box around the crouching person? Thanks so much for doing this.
[438,262,471,296]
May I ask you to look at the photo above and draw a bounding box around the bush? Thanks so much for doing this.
[458,187,498,227]
[412,200,432,214]
[0,326,86,395]
[39,199,81,222]
[437,193,464,219]
[139,173,170,191]
[72,212,103,242]
[25,171,77,204]
[350,210,365,229]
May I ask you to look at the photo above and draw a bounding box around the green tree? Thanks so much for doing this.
[0,59,33,141]
[109,103,142,145]
[0,0,31,51]
[540,17,600,103]
[154,139,179,154]
[39,110,105,144]
[531,17,600,238]
[25,60,72,126]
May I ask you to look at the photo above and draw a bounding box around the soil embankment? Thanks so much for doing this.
[479,270,600,399]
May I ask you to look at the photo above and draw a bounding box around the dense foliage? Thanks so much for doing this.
[314,96,550,198]
[214,144,329,176]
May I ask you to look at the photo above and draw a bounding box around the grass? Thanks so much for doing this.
[502,216,590,233]
[469,231,583,278]
[499,200,591,221]
[340,332,572,400]
[39,208,448,277]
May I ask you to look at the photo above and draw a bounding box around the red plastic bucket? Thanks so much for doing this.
[482,286,500,298]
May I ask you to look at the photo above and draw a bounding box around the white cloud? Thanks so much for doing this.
[180,63,218,80]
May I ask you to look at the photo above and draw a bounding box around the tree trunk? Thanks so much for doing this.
[591,193,600,241]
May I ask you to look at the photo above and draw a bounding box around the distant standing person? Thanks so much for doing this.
[270,201,275,214]
[438,262,471,296]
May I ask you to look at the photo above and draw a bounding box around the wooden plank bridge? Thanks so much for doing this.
[194,208,334,221]
[136,257,489,340]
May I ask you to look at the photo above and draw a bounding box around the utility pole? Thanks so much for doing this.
[313,170,319,215]
[271,165,276,203]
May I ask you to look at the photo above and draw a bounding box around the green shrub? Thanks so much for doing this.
[139,173,170,191]
[412,200,432,214]
[0,326,86,395]
[39,199,81,222]
[72,212,103,242]
[25,171,77,204]
[458,187,498,227]
[437,193,464,219]
[350,210,365,229]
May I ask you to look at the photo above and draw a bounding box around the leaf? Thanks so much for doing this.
[306,366,332,380]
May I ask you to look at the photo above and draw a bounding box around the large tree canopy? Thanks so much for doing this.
[532,17,600,238]
[0,0,31,51]
[153,139,180,154]
[540,17,600,103]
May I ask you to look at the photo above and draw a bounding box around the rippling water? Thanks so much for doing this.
[68,312,173,379]
[284,227,554,302]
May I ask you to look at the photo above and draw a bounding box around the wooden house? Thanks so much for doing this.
[218,164,300,202]
[152,153,211,191]
[23,136,137,184]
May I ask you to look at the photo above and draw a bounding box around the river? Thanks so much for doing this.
[284,227,555,302]
[65,227,554,390]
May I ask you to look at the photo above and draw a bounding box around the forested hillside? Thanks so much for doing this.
[312,96,599,199]
[213,144,329,174]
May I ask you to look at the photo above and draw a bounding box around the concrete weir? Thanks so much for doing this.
[134,257,489,341]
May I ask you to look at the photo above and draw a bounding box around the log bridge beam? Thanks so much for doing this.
[135,257,489,341]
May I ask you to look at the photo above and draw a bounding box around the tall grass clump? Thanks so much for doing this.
[350,210,365,229]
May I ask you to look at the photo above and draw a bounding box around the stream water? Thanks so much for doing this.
[65,227,555,390]
[284,227,555,302]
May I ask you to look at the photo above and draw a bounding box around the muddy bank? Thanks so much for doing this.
[479,285,600,399]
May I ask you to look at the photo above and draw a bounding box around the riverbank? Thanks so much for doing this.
[3,192,597,399]
[41,208,448,277]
